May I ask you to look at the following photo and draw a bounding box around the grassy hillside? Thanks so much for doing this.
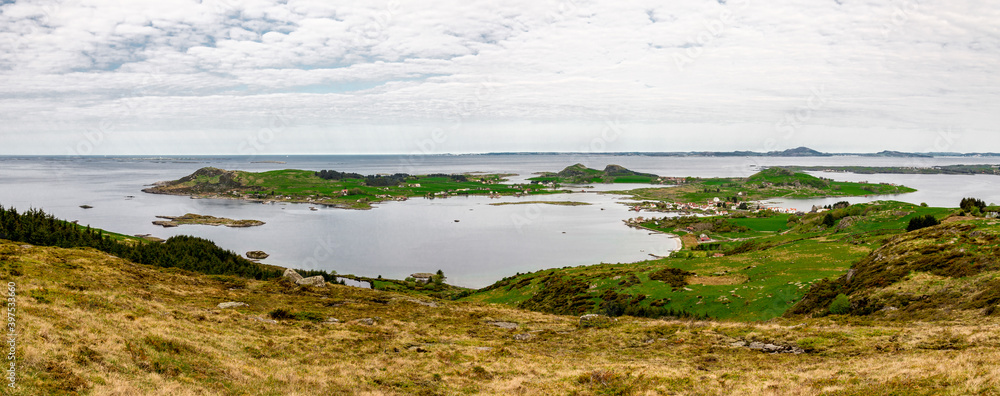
[789,217,1000,320]
[623,167,916,204]
[144,168,556,209]
[465,202,956,322]
[6,240,1000,395]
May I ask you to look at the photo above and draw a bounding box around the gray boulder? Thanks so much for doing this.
[486,321,518,329]
[732,340,805,354]
[282,269,304,282]
[217,302,248,309]
[296,275,326,287]
[579,314,614,328]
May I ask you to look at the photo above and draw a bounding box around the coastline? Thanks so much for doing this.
[626,222,683,256]
[142,187,371,210]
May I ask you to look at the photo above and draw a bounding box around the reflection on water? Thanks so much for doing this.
[334,277,372,289]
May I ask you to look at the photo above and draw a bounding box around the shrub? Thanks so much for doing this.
[829,293,850,315]
[293,311,324,322]
[906,215,940,232]
[268,308,294,320]
[648,268,693,289]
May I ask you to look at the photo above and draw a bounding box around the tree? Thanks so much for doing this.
[432,269,446,288]
[906,214,940,231]
[960,197,986,213]
[822,213,836,227]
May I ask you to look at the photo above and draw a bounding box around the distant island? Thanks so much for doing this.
[478,146,1000,157]
[488,201,591,206]
[143,167,558,209]
[530,164,666,184]
[143,166,917,215]
[782,164,1000,176]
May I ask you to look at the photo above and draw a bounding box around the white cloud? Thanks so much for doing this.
[0,0,997,154]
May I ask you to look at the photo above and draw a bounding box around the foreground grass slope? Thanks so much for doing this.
[6,240,1000,395]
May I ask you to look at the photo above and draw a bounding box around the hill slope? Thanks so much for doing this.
[788,218,1000,320]
[7,240,1000,394]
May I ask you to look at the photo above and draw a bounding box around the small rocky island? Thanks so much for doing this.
[152,213,265,228]
[245,250,269,259]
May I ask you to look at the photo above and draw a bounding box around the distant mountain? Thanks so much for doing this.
[769,147,830,157]
[870,150,933,158]
[478,148,1000,157]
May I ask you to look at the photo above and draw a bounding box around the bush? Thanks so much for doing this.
[268,309,294,320]
[293,311,324,322]
[648,268,693,289]
[829,293,850,315]
[906,214,940,232]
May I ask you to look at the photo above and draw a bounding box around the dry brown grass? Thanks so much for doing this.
[680,234,699,250]
[3,240,1000,395]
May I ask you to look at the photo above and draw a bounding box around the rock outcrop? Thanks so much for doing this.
[729,340,805,354]
[282,269,304,283]
[217,302,248,309]
[296,275,326,287]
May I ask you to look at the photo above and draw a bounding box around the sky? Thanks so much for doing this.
[0,0,997,155]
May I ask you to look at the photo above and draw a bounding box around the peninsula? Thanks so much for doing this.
[619,167,915,208]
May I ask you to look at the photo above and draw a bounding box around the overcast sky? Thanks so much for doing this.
[1,0,997,155]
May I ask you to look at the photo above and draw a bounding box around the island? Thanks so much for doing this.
[152,213,265,228]
[143,167,558,209]
[529,164,669,184]
[488,201,591,206]
[781,164,1000,175]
